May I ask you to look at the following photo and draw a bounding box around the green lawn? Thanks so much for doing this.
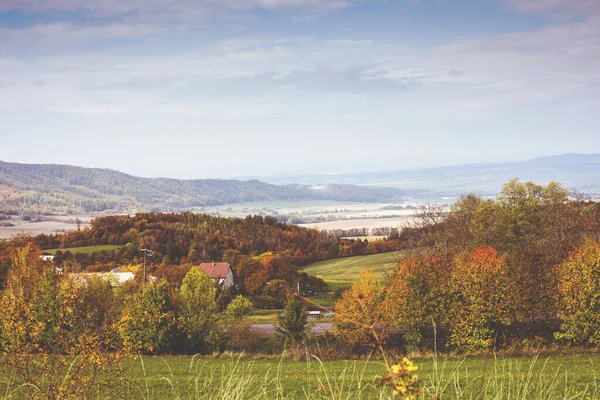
[3,354,599,399]
[300,251,404,287]
[44,244,124,255]
[247,309,283,324]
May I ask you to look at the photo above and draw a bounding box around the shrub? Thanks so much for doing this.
[119,281,176,354]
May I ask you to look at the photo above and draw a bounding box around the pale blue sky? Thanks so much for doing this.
[1,0,599,178]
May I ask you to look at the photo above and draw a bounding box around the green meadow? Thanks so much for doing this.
[44,244,124,255]
[300,251,404,287]
[3,353,599,399]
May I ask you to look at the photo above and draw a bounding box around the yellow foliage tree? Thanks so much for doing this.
[0,242,123,399]
[555,240,600,346]
[333,270,390,351]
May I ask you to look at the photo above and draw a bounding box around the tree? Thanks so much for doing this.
[261,279,289,307]
[276,294,309,343]
[0,242,60,352]
[449,246,510,350]
[178,266,221,353]
[334,270,390,350]
[385,253,452,351]
[225,295,254,319]
[223,295,259,352]
[0,242,122,398]
[119,281,175,354]
[555,240,600,346]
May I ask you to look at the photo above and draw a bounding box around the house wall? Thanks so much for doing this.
[225,268,234,288]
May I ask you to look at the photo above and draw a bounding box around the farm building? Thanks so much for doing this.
[197,262,234,288]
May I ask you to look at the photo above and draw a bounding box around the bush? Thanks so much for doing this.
[119,281,176,354]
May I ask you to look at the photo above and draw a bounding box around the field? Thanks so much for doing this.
[247,309,283,324]
[298,216,413,231]
[207,200,418,232]
[2,354,599,399]
[0,215,92,239]
[300,251,404,287]
[44,244,124,255]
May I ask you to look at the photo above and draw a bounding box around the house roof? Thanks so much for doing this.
[198,262,231,279]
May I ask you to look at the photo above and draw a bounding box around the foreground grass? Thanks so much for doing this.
[44,244,124,255]
[300,251,404,287]
[3,353,599,399]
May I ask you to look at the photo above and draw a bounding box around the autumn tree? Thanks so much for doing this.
[0,242,60,352]
[385,253,452,351]
[0,242,123,398]
[555,240,600,346]
[334,270,390,351]
[449,246,510,350]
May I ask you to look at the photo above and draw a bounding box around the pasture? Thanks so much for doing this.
[300,251,404,287]
[44,244,124,255]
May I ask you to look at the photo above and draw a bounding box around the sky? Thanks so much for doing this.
[0,0,599,179]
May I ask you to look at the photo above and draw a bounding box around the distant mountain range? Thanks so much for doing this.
[1,154,599,215]
[0,161,417,214]
[262,154,600,194]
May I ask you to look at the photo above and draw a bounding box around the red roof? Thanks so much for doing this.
[198,262,231,279]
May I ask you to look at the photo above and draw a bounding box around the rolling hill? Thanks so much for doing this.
[262,153,600,194]
[0,161,417,214]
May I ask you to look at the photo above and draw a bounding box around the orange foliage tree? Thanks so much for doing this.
[449,246,510,350]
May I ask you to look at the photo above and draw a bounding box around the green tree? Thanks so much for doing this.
[178,266,221,353]
[223,295,259,352]
[276,294,309,343]
[119,281,175,354]
[225,295,254,319]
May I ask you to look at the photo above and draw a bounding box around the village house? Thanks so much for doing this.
[197,262,234,288]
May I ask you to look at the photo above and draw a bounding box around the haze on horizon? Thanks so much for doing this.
[1,0,599,179]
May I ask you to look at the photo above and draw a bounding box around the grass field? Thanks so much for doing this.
[3,353,599,399]
[44,244,124,255]
[247,309,283,324]
[300,251,404,287]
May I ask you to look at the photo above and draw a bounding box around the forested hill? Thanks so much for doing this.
[0,161,414,214]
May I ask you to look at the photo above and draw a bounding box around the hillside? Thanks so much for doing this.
[300,251,404,287]
[263,153,600,194]
[0,161,416,214]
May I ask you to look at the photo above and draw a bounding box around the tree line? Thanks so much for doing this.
[0,213,403,306]
[334,179,600,352]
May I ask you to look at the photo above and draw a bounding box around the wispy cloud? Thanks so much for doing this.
[1,0,599,176]
[502,0,600,18]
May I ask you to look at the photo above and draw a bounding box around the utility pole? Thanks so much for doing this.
[140,248,152,285]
